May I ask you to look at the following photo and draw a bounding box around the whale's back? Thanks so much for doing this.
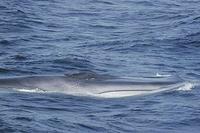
[0,75,186,98]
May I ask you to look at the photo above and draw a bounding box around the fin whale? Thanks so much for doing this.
[0,75,186,98]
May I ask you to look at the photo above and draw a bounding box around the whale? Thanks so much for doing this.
[0,74,187,98]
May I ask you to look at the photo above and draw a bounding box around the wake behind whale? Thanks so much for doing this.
[0,74,192,98]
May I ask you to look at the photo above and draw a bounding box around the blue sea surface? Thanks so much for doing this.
[0,0,200,132]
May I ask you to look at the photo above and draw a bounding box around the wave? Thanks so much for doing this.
[156,73,171,77]
[0,67,11,73]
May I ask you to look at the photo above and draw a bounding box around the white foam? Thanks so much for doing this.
[177,82,196,91]
[14,88,46,93]
[156,73,171,77]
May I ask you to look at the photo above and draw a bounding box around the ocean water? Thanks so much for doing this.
[0,0,200,132]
